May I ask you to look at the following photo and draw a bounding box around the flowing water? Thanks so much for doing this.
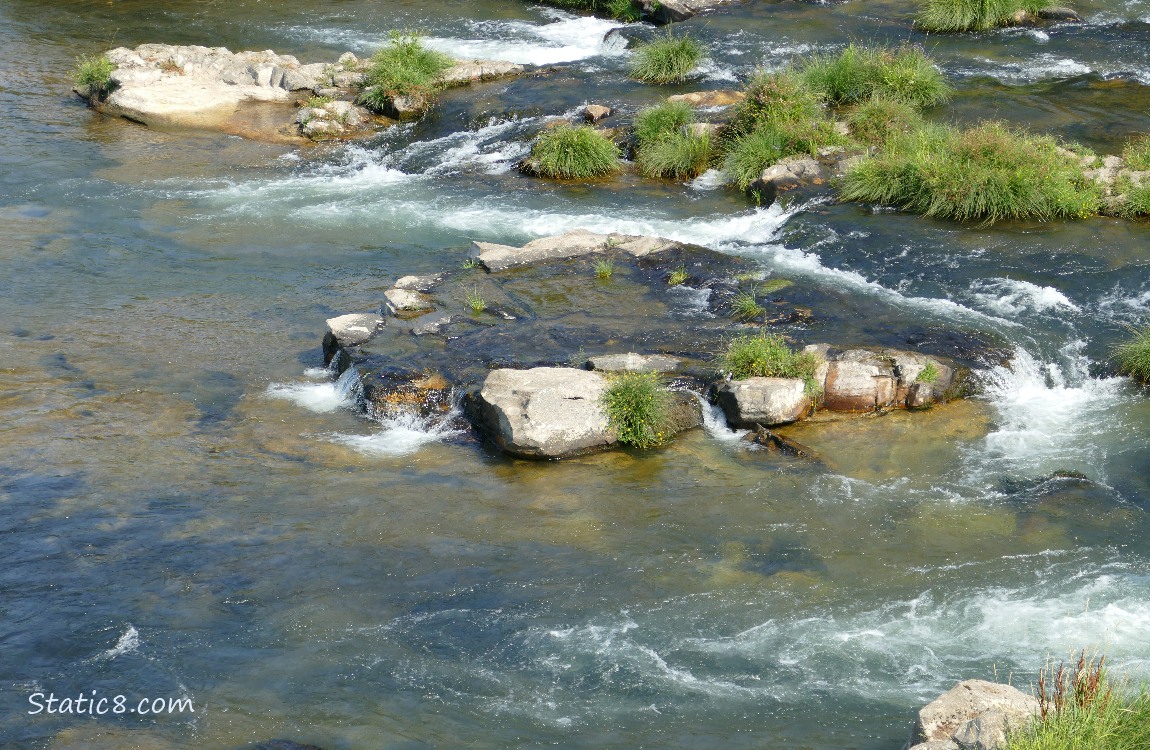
[1,1,1148,748]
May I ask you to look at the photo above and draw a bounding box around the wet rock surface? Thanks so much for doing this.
[910,680,1040,750]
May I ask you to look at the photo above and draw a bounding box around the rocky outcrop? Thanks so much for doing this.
[466,367,615,458]
[638,0,739,24]
[910,680,1040,750]
[746,146,864,203]
[75,43,523,142]
[668,90,746,108]
[469,229,678,272]
[716,378,811,427]
[588,352,681,373]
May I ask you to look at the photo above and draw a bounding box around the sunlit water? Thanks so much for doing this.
[0,1,1148,749]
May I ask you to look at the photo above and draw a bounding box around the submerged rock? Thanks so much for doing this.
[668,90,746,107]
[587,352,681,373]
[910,680,1039,749]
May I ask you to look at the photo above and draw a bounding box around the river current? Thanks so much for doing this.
[1,1,1148,748]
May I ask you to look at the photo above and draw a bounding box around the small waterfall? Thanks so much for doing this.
[266,366,362,414]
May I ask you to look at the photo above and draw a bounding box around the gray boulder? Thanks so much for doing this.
[639,0,735,23]
[588,353,681,373]
[323,313,384,364]
[470,230,677,272]
[823,349,897,412]
[384,288,434,316]
[716,377,811,427]
[953,708,1032,750]
[466,367,615,459]
[911,680,1039,747]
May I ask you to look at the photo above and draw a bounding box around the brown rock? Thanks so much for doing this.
[583,104,613,124]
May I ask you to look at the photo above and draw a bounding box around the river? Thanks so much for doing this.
[1,1,1148,748]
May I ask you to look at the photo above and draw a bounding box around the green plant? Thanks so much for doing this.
[305,95,334,108]
[359,31,453,113]
[634,101,695,145]
[723,70,825,143]
[1112,323,1150,382]
[594,258,615,279]
[465,287,487,313]
[847,95,926,145]
[667,266,689,285]
[1122,134,1150,171]
[73,54,116,98]
[606,0,641,20]
[721,332,822,397]
[732,289,766,321]
[916,360,940,383]
[800,43,951,109]
[637,131,712,179]
[629,30,704,85]
[839,121,1102,225]
[601,371,673,448]
[723,118,846,190]
[1005,653,1150,750]
[917,0,1052,32]
[461,257,481,269]
[525,125,621,179]
[1115,180,1150,218]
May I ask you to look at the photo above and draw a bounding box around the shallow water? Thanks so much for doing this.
[1,1,1148,749]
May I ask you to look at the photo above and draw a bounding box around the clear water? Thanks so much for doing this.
[0,1,1148,749]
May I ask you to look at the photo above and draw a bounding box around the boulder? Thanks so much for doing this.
[466,367,615,459]
[748,156,826,202]
[822,349,896,412]
[1036,6,1082,20]
[440,59,525,86]
[910,680,1040,747]
[668,90,746,108]
[716,377,811,427]
[909,743,960,750]
[639,0,735,23]
[409,311,454,336]
[583,104,613,123]
[469,230,677,272]
[384,288,434,317]
[394,273,443,292]
[952,708,1031,750]
[743,425,818,458]
[323,314,384,364]
[588,352,681,373]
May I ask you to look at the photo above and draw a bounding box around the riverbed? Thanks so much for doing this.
[1,1,1148,748]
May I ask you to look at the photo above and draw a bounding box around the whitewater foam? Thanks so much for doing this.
[266,367,361,414]
[968,278,1080,317]
[330,410,463,457]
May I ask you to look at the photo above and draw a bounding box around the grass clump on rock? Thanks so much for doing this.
[1112,324,1150,383]
[840,121,1101,224]
[847,96,926,145]
[721,332,822,396]
[1005,654,1150,750]
[359,31,453,113]
[917,0,1052,32]
[525,125,621,179]
[73,54,116,99]
[1122,134,1150,170]
[800,43,951,109]
[629,31,704,85]
[633,99,713,180]
[601,371,673,448]
[536,0,641,21]
[634,101,695,143]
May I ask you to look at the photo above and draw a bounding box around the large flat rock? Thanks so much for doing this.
[470,229,678,272]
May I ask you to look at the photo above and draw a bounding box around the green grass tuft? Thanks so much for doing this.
[601,371,673,448]
[594,258,615,279]
[535,0,640,20]
[847,96,926,145]
[634,101,695,145]
[305,95,334,108]
[723,118,846,190]
[1115,180,1150,218]
[800,43,951,109]
[721,332,822,397]
[526,125,621,179]
[916,361,940,383]
[73,54,116,97]
[359,31,453,113]
[465,288,487,313]
[1006,654,1150,750]
[839,121,1102,225]
[1113,324,1150,382]
[637,130,712,179]
[723,70,825,143]
[1122,134,1150,171]
[667,266,689,285]
[732,289,766,321]
[917,0,1052,32]
[629,31,704,85]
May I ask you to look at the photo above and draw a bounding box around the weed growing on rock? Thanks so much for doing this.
[73,54,116,99]
[847,96,926,145]
[525,125,621,179]
[723,119,845,190]
[1122,134,1150,170]
[629,30,704,85]
[461,257,481,269]
[1006,653,1150,750]
[721,332,822,396]
[732,289,766,321]
[800,44,951,109]
[839,122,1102,224]
[1113,324,1150,382]
[634,101,695,144]
[594,258,615,279]
[638,130,712,179]
[1115,179,1150,218]
[601,371,672,448]
[305,95,334,108]
[465,288,487,313]
[722,70,825,143]
[667,266,689,285]
[359,31,453,112]
[917,0,1051,32]
[916,360,940,383]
